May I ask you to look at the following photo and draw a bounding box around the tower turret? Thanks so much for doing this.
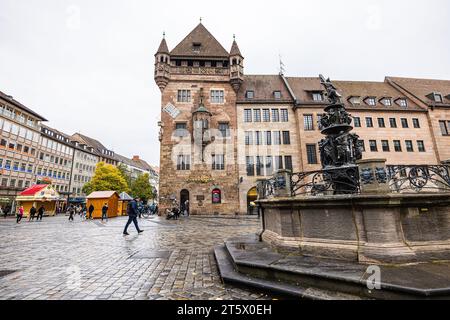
[229,35,244,93]
[154,33,171,92]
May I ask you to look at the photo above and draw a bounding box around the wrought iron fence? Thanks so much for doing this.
[257,165,450,200]
[387,165,450,193]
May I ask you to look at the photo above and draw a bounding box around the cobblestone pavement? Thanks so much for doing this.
[0,215,273,300]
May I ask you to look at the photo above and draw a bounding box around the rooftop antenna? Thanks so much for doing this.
[279,54,286,76]
[200,17,203,23]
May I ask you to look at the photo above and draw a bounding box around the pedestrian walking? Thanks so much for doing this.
[37,205,45,221]
[101,203,108,222]
[68,205,75,222]
[88,204,94,220]
[184,200,190,217]
[16,206,24,224]
[123,198,144,236]
[29,205,37,222]
[0,206,4,219]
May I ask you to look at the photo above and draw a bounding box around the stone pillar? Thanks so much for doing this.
[273,170,292,198]
[356,159,390,194]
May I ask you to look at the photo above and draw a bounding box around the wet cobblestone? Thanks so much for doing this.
[0,215,272,300]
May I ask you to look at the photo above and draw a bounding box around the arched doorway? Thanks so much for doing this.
[180,189,190,212]
[247,187,258,215]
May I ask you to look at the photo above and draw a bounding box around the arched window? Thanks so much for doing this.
[212,189,221,204]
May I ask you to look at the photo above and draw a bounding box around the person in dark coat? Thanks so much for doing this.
[123,198,143,236]
[29,206,37,222]
[37,205,45,221]
[88,204,94,220]
[101,203,108,222]
[68,205,75,222]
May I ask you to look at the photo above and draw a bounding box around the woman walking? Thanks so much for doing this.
[16,206,24,224]
[101,203,108,223]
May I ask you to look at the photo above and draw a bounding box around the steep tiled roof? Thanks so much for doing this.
[237,75,293,103]
[20,185,48,196]
[230,40,242,56]
[286,77,425,111]
[72,133,115,159]
[0,90,48,121]
[387,77,450,106]
[156,38,169,54]
[170,23,229,58]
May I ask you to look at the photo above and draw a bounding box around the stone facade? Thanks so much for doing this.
[155,23,450,215]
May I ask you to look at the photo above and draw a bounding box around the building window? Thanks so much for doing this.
[434,93,443,103]
[378,118,386,128]
[256,156,264,176]
[176,155,191,171]
[245,132,253,145]
[440,120,450,135]
[253,109,261,122]
[262,109,270,122]
[382,98,392,106]
[246,91,254,100]
[405,140,414,152]
[255,131,263,145]
[390,118,397,128]
[417,141,426,152]
[272,109,280,122]
[397,99,408,107]
[265,131,272,146]
[211,90,224,104]
[306,145,318,164]
[10,179,16,187]
[282,131,291,145]
[353,117,361,128]
[281,109,289,122]
[219,123,230,138]
[246,157,255,176]
[212,189,222,204]
[0,139,7,147]
[175,123,188,137]
[285,156,293,172]
[413,118,420,129]
[349,96,361,105]
[244,109,252,123]
[366,97,376,106]
[304,115,314,131]
[273,91,282,100]
[273,131,282,145]
[366,117,374,128]
[177,90,191,103]
[369,140,378,152]
[381,140,390,152]
[212,154,225,170]
[358,140,366,152]
[274,156,284,171]
[401,118,409,128]
[265,156,273,176]
[312,92,323,102]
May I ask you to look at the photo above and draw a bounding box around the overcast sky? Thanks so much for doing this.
[1,0,449,166]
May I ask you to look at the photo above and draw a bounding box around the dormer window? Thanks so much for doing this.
[366,97,377,106]
[246,91,254,100]
[434,93,443,103]
[312,92,323,102]
[274,91,282,100]
[192,42,201,53]
[381,98,392,106]
[349,96,361,105]
[396,98,408,107]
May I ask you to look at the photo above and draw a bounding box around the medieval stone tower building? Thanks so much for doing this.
[154,23,243,215]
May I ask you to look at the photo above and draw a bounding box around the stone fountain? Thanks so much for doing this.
[214,75,450,300]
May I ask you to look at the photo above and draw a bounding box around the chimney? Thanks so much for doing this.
[132,155,140,161]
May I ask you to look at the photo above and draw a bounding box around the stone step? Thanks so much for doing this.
[218,236,450,300]
[214,245,365,300]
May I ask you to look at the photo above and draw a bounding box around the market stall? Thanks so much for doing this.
[15,185,64,217]
[118,192,133,216]
[86,191,119,219]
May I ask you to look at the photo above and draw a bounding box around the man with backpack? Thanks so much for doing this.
[123,198,143,236]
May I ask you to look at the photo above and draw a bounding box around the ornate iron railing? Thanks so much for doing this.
[257,165,450,200]
[387,165,450,193]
